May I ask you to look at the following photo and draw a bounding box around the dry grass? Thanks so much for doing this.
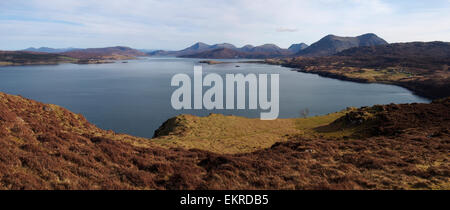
[152,114,303,154]
[339,68,412,83]
[151,110,356,154]
[0,92,448,190]
[0,61,13,66]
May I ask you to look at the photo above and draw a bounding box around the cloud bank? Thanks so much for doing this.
[0,0,449,50]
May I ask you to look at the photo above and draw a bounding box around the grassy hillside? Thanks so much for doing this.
[152,112,349,154]
[0,92,448,189]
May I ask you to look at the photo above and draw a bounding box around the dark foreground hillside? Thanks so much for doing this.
[0,92,448,189]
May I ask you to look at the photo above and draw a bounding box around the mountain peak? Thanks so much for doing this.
[357,33,377,38]
[297,33,388,57]
[288,43,309,53]
[210,43,237,49]
[189,42,210,50]
[356,33,388,46]
[323,34,338,39]
[239,45,255,52]
[249,44,283,53]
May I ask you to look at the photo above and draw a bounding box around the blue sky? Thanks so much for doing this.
[1,0,449,50]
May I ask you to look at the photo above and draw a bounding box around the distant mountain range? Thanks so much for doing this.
[23,47,82,53]
[149,42,307,58]
[17,33,389,60]
[24,47,161,54]
[1,46,148,66]
[137,49,160,53]
[149,33,387,59]
[61,46,146,59]
[297,33,388,57]
[9,33,390,62]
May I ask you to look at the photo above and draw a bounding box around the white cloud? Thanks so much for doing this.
[276,27,298,32]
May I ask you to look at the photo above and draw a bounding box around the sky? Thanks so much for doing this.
[1,0,450,50]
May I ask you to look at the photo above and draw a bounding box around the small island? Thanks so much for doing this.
[198,60,226,65]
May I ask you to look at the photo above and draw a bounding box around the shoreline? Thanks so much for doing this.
[265,59,446,100]
[292,67,433,100]
[0,53,143,67]
[0,59,126,67]
[199,59,439,100]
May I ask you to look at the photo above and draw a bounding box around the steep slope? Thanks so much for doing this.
[297,33,388,57]
[337,41,450,58]
[210,43,237,50]
[1,92,448,189]
[240,44,256,52]
[173,42,212,56]
[288,43,309,53]
[247,44,286,53]
[184,42,211,51]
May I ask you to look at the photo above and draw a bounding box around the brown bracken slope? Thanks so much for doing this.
[0,92,448,189]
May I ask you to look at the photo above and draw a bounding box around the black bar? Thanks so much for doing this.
[0,190,446,209]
